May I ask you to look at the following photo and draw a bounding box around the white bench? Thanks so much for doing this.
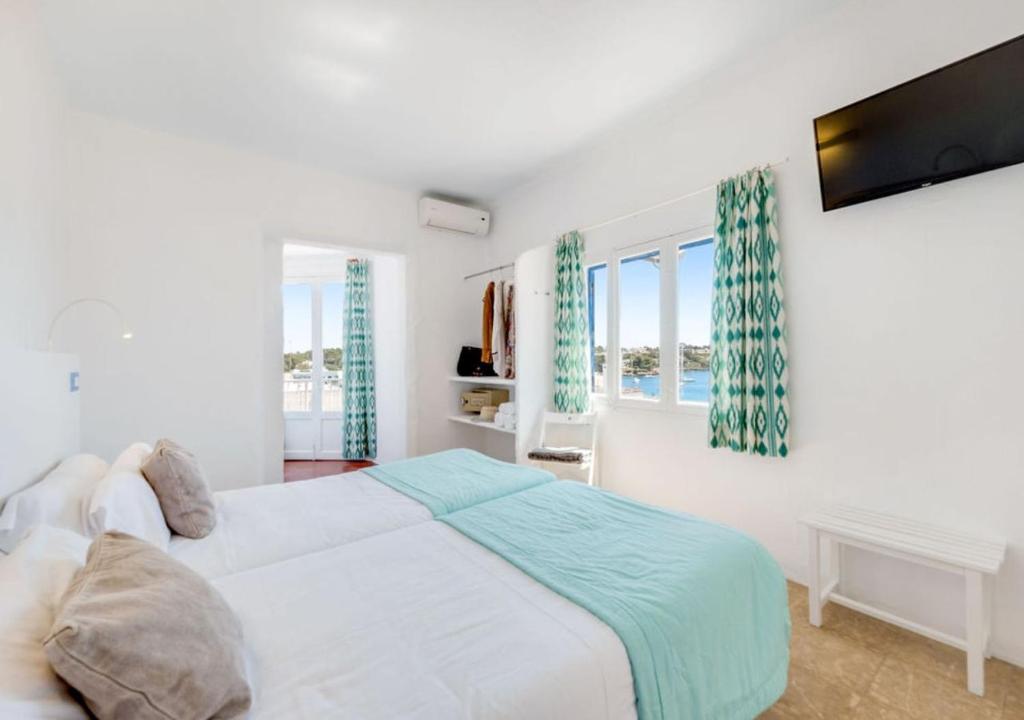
[801,505,1006,696]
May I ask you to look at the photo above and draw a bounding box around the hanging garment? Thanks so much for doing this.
[342,259,377,460]
[553,232,589,413]
[708,166,790,458]
[481,281,495,363]
[503,283,516,379]
[492,280,506,377]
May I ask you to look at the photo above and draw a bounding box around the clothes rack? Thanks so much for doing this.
[464,262,514,281]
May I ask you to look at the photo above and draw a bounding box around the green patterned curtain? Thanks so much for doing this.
[553,231,590,413]
[342,259,377,459]
[709,167,790,457]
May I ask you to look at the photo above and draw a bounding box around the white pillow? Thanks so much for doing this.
[0,525,91,719]
[87,443,171,551]
[111,441,154,471]
[0,454,109,554]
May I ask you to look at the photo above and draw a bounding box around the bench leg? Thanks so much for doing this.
[984,574,994,659]
[965,570,985,696]
[807,527,822,627]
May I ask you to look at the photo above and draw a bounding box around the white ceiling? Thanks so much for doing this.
[38,0,837,199]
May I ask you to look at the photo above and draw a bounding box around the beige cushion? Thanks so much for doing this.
[44,532,251,720]
[140,439,216,539]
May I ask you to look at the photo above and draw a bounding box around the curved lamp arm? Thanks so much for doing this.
[47,298,133,351]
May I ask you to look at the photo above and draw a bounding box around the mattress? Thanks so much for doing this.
[213,521,637,720]
[169,471,431,578]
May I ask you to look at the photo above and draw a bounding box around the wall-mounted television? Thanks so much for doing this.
[814,34,1024,212]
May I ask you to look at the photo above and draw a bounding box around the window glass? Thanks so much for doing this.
[586,264,608,393]
[619,250,660,401]
[282,283,313,412]
[321,282,345,413]
[677,239,714,403]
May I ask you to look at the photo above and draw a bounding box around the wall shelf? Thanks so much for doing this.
[447,415,515,435]
[448,375,516,387]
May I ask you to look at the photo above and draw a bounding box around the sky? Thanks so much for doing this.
[590,238,713,349]
[283,241,711,357]
[282,282,345,353]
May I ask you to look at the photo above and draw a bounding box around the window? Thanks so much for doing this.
[619,250,660,402]
[282,283,313,412]
[677,239,713,404]
[282,279,346,414]
[584,234,714,410]
[586,264,607,393]
[321,281,345,413]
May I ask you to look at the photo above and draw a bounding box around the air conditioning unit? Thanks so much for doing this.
[418,197,490,236]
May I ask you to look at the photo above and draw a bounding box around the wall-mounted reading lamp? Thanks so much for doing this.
[47,298,133,351]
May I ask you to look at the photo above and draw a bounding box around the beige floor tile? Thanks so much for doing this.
[790,618,886,694]
[759,664,861,719]
[843,697,916,719]
[787,580,809,612]
[867,656,1002,720]
[887,631,1015,705]
[764,583,1024,719]
[1003,666,1024,720]
[818,602,905,654]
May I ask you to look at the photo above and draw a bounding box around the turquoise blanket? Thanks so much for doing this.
[364,449,554,516]
[442,481,790,720]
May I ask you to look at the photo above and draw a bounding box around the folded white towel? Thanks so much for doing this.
[494,412,516,431]
[498,402,516,414]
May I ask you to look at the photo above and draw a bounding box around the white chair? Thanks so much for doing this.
[527,412,598,485]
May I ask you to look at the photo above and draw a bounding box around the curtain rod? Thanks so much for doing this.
[463,262,514,281]
[575,156,790,235]
[613,222,714,253]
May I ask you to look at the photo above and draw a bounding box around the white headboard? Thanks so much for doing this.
[0,348,81,502]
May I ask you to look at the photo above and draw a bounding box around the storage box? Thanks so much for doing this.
[461,388,510,413]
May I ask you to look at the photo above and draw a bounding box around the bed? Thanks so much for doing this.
[168,470,431,578]
[213,521,638,720]
[1,448,789,720]
[169,448,552,578]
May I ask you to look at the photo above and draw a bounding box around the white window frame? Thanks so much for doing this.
[282,275,345,422]
[590,228,711,417]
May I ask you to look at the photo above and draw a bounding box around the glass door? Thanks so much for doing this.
[283,279,345,459]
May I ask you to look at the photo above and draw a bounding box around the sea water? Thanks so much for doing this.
[621,370,710,403]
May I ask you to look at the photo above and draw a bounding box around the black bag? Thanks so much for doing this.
[457,346,497,377]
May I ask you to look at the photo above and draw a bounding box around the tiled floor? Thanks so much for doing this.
[762,580,1024,719]
[283,459,375,482]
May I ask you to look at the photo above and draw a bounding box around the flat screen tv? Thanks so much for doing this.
[814,34,1024,211]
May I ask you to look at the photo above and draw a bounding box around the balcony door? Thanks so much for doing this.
[282,278,345,459]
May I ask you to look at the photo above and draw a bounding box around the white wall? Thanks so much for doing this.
[57,111,484,489]
[0,1,79,496]
[484,0,1024,665]
[0,0,65,350]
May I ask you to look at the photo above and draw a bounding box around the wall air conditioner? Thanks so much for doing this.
[418,197,490,236]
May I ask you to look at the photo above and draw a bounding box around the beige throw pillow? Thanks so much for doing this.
[44,532,252,720]
[140,439,216,539]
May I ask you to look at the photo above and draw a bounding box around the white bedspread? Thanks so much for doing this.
[214,521,637,720]
[170,472,431,578]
